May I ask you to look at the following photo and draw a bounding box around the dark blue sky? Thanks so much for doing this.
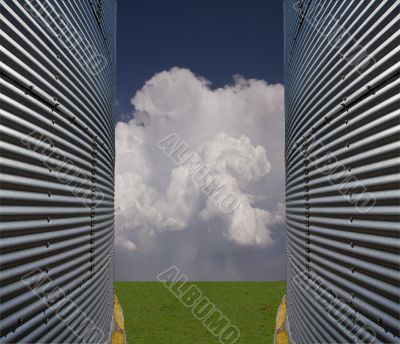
[116,0,284,119]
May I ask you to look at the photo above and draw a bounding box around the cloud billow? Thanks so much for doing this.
[115,67,285,278]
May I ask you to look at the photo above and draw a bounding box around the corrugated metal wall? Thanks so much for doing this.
[284,0,399,343]
[0,0,116,343]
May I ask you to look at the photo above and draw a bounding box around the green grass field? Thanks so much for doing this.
[114,281,285,344]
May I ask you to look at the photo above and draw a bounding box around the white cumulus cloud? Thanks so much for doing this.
[115,67,284,251]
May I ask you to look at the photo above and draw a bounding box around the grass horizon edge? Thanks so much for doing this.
[115,281,286,344]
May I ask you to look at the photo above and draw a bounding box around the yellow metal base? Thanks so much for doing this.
[111,295,126,344]
[274,295,289,344]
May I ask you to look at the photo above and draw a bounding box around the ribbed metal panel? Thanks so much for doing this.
[0,0,116,343]
[284,0,399,343]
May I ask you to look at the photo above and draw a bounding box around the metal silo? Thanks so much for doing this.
[0,0,116,343]
[284,0,399,343]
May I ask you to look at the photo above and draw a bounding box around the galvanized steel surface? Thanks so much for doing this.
[0,0,116,343]
[284,0,399,343]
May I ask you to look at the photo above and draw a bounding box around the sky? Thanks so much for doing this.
[116,0,284,119]
[114,0,285,281]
